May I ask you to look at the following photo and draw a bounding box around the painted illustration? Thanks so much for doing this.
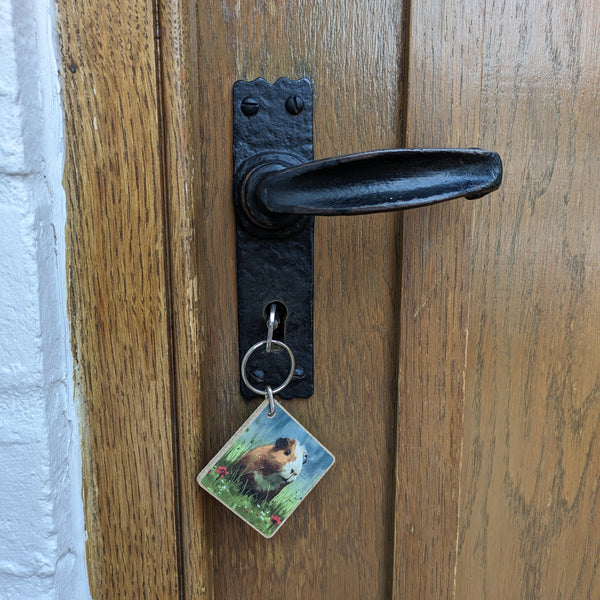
[197,400,335,538]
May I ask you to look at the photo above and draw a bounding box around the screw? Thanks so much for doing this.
[240,97,260,116]
[250,368,265,384]
[285,95,304,115]
[293,366,305,380]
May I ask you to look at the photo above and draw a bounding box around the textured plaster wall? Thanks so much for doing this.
[0,0,90,597]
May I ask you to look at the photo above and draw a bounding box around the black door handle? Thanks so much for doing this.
[239,148,502,232]
[233,77,503,399]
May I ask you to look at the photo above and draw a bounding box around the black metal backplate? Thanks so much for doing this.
[233,78,314,399]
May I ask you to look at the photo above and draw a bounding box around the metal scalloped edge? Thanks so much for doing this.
[234,76,312,86]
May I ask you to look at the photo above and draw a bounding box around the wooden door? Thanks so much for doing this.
[56,0,600,598]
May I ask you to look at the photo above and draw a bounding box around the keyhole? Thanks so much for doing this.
[264,301,288,342]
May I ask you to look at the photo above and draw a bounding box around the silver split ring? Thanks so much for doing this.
[241,339,296,396]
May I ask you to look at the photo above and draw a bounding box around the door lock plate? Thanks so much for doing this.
[233,78,314,399]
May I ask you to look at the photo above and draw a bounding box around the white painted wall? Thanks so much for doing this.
[0,0,90,598]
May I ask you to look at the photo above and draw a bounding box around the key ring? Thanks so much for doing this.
[265,385,276,417]
[241,339,296,396]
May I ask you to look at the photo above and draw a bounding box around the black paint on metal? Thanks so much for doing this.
[234,78,314,399]
[259,148,503,217]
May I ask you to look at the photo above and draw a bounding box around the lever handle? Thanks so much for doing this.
[240,148,502,231]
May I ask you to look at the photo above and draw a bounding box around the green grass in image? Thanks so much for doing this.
[198,401,335,537]
[201,438,303,536]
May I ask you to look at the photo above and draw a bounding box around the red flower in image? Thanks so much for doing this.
[270,515,282,526]
[215,466,229,478]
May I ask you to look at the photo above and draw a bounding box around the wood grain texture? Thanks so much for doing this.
[394,202,472,599]
[178,1,407,598]
[399,1,600,598]
[393,2,486,596]
[55,1,180,597]
[57,0,600,597]
[458,1,600,598]
[56,0,600,597]
[155,0,215,595]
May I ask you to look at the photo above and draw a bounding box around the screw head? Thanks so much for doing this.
[241,97,260,116]
[249,368,265,384]
[285,95,304,115]
[293,366,305,380]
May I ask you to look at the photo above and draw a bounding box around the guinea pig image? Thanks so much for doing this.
[233,437,308,501]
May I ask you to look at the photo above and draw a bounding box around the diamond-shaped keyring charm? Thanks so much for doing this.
[196,305,335,538]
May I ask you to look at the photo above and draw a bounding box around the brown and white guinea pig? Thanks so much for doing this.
[233,438,308,501]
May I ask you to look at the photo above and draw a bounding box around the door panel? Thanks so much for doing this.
[402,1,600,598]
[179,1,407,598]
[459,1,600,596]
